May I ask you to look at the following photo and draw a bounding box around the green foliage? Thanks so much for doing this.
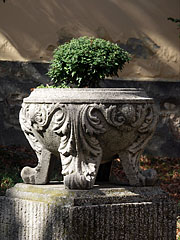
[47,36,131,88]
[0,145,35,195]
[0,173,22,195]
[168,17,180,24]
[168,17,180,38]
[37,84,71,89]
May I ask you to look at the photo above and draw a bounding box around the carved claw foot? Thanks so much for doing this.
[109,102,158,187]
[141,169,157,186]
[64,173,95,189]
[109,159,157,187]
[109,147,158,187]
[21,149,54,184]
[21,166,37,184]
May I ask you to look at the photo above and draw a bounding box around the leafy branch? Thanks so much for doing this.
[168,17,180,37]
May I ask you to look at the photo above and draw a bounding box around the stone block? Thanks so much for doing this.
[0,183,177,240]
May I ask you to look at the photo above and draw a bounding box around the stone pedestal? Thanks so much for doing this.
[0,183,177,240]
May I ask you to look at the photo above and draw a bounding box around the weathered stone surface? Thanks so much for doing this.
[19,88,158,189]
[101,79,180,157]
[5,183,172,205]
[1,184,177,240]
[0,61,49,146]
[109,157,158,186]
[0,60,180,158]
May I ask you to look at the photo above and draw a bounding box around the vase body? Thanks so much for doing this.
[19,88,158,189]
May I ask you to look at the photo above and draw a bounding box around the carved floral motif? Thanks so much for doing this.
[19,101,158,189]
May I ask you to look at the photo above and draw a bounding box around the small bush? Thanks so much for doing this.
[47,36,131,88]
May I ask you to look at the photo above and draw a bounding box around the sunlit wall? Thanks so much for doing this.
[0,0,179,81]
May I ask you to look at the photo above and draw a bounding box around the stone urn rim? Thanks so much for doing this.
[23,88,154,104]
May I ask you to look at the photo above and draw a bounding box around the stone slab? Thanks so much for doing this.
[6,182,169,206]
[0,183,177,240]
[23,88,153,104]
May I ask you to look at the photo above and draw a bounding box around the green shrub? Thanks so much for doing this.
[0,172,22,195]
[47,36,131,88]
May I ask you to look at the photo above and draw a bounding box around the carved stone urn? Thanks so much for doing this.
[19,88,158,189]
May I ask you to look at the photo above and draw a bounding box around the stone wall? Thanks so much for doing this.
[0,60,180,157]
[0,61,49,146]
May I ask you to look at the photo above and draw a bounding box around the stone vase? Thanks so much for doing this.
[19,88,158,189]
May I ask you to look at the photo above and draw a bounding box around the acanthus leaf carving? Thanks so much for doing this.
[19,103,42,154]
[19,100,158,189]
[121,103,158,186]
[54,104,105,189]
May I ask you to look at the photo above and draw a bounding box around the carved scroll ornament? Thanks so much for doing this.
[19,101,158,189]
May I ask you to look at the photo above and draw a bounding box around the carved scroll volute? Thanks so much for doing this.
[19,103,49,184]
[122,103,158,186]
[19,103,68,185]
[19,98,158,189]
[19,102,107,189]
[52,104,107,189]
[19,103,43,155]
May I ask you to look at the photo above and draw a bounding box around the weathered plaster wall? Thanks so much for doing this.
[0,0,179,80]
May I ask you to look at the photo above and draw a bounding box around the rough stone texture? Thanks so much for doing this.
[0,60,180,158]
[101,79,180,158]
[19,88,158,189]
[0,61,49,146]
[0,183,177,240]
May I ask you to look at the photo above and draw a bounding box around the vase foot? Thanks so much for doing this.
[21,149,54,184]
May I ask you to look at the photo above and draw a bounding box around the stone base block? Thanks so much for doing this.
[0,183,177,240]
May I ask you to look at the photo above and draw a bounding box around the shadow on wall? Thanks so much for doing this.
[116,31,178,80]
[0,0,179,64]
[0,61,49,145]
